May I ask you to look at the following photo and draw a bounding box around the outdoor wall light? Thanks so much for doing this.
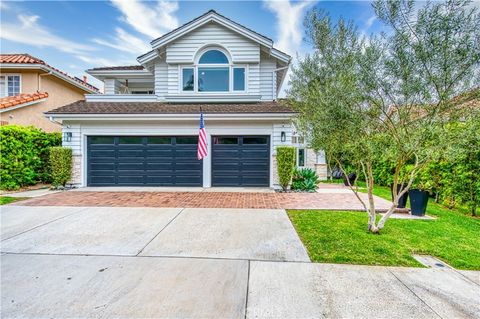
[281,131,286,142]
[64,132,72,142]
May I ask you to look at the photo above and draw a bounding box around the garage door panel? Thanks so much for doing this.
[211,136,270,187]
[87,136,202,187]
[89,150,115,158]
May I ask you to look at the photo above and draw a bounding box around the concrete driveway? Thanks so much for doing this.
[1,205,479,318]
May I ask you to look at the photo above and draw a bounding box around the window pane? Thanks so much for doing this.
[7,76,20,96]
[243,137,267,144]
[214,137,238,144]
[176,137,197,144]
[119,137,143,144]
[148,137,171,144]
[233,68,245,91]
[90,136,114,144]
[0,76,5,97]
[298,149,305,167]
[199,50,229,64]
[182,68,194,91]
[198,67,229,92]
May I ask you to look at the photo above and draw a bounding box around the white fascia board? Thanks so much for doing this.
[0,64,98,94]
[164,94,262,103]
[85,94,158,102]
[46,113,295,121]
[137,50,158,64]
[270,48,291,64]
[150,12,272,52]
[0,98,47,113]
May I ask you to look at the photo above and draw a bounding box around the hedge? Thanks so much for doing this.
[277,146,296,191]
[0,125,61,190]
[49,147,72,187]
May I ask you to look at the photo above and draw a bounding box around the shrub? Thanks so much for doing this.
[49,147,72,188]
[291,168,320,192]
[276,146,296,191]
[0,125,61,190]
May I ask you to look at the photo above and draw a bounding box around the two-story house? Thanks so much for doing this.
[0,54,98,132]
[47,10,327,188]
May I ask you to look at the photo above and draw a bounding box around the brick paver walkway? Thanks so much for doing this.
[14,191,392,211]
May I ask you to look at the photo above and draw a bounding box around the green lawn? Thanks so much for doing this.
[0,196,28,205]
[288,185,480,270]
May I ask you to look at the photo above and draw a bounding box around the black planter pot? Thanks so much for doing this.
[391,184,408,209]
[409,189,429,216]
[343,173,357,186]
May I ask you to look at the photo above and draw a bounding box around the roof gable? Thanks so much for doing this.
[150,10,273,50]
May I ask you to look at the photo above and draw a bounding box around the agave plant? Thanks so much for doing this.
[291,168,320,192]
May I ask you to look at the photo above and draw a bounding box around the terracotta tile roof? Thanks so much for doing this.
[0,54,99,92]
[46,100,295,115]
[87,65,145,71]
[0,92,49,110]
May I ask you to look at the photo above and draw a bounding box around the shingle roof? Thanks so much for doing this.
[46,100,295,115]
[87,65,145,71]
[0,92,49,110]
[0,54,99,92]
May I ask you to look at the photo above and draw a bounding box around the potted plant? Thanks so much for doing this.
[409,178,432,216]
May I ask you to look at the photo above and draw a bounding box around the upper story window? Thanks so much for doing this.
[0,75,21,97]
[181,48,246,93]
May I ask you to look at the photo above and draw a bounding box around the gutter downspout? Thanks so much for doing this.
[38,71,53,91]
[272,65,290,100]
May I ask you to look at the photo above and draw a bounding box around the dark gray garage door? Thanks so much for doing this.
[87,136,202,186]
[211,136,270,187]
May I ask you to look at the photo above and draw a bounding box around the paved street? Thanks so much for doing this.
[1,205,479,318]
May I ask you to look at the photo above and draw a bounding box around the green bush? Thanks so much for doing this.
[0,125,61,190]
[291,168,320,192]
[49,147,72,187]
[277,146,296,191]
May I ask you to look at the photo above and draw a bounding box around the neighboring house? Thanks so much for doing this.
[47,10,327,188]
[0,54,98,132]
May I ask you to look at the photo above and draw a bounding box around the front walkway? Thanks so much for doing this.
[14,190,393,211]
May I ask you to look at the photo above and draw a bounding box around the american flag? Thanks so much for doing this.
[197,112,207,160]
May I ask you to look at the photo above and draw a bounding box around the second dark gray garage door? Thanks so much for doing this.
[87,136,202,186]
[211,136,270,187]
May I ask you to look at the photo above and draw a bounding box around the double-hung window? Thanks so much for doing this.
[181,49,246,93]
[0,75,21,97]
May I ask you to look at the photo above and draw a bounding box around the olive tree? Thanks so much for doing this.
[289,0,479,232]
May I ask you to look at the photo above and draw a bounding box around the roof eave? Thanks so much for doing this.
[0,98,47,113]
[0,63,98,94]
[45,112,296,120]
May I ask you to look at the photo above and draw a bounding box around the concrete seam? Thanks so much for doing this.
[244,260,251,319]
[135,207,186,256]
[0,207,90,242]
[389,269,443,319]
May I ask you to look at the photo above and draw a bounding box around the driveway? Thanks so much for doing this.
[1,205,479,318]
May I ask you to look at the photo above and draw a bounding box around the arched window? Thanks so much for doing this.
[181,48,246,93]
[199,50,229,64]
[197,49,230,92]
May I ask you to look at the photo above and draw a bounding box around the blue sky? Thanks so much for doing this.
[0,1,384,91]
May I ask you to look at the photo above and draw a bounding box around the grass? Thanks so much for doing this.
[0,196,28,205]
[288,184,480,270]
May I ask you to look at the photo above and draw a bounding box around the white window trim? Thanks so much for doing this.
[0,74,22,97]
